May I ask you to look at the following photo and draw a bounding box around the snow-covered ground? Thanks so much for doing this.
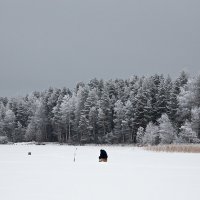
[0,144,200,200]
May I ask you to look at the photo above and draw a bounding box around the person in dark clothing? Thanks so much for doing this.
[99,149,108,162]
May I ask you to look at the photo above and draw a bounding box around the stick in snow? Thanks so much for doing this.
[74,147,77,162]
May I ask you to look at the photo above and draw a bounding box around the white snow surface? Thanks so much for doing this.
[0,144,200,200]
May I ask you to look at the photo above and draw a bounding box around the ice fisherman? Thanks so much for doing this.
[99,149,108,162]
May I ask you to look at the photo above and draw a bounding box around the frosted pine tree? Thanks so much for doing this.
[113,100,125,143]
[25,118,37,141]
[191,107,200,138]
[75,86,89,142]
[60,94,77,142]
[136,127,145,145]
[143,122,159,145]
[148,75,163,123]
[193,75,200,107]
[25,100,46,142]
[178,120,199,143]
[3,108,16,142]
[84,89,98,116]
[77,89,99,143]
[156,79,168,119]
[13,122,25,142]
[89,107,98,142]
[52,102,63,142]
[78,114,90,143]
[115,79,126,102]
[124,100,134,142]
[0,103,6,136]
[16,101,29,128]
[158,114,177,144]
[97,88,112,138]
[170,72,188,127]
[97,108,107,142]
[132,87,149,142]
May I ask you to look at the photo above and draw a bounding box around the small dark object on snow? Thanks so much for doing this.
[28,152,31,155]
[99,149,108,162]
[36,142,45,145]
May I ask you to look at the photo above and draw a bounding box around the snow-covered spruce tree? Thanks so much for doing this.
[124,100,134,142]
[105,80,117,99]
[158,114,177,144]
[179,71,189,88]
[25,100,46,142]
[178,75,200,110]
[83,89,99,143]
[126,75,139,95]
[136,127,145,145]
[176,83,193,132]
[97,108,107,142]
[89,106,98,143]
[52,101,63,143]
[156,79,168,120]
[39,88,53,142]
[0,102,6,119]
[79,89,98,143]
[0,97,8,107]
[169,72,189,128]
[143,122,159,145]
[25,118,37,141]
[178,120,199,143]
[192,75,200,107]
[50,88,70,141]
[113,100,125,143]
[75,86,89,143]
[77,89,99,143]
[105,80,118,116]
[47,88,66,141]
[132,86,150,143]
[3,108,16,142]
[59,94,77,143]
[115,79,126,102]
[40,87,69,142]
[83,89,98,116]
[13,122,25,142]
[78,113,90,143]
[88,78,100,90]
[0,103,6,136]
[140,78,154,122]
[0,118,4,137]
[147,75,164,123]
[168,81,180,128]
[15,100,29,128]
[176,75,200,137]
[191,107,200,138]
[97,88,112,142]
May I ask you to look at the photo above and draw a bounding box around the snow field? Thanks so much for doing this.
[0,144,200,200]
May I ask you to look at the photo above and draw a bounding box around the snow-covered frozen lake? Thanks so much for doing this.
[0,144,200,200]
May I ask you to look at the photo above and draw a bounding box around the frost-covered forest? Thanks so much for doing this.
[0,71,200,145]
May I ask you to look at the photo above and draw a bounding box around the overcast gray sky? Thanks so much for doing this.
[0,0,200,97]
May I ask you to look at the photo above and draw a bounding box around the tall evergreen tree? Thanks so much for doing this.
[143,122,159,145]
[4,108,16,142]
[136,127,145,145]
[178,120,199,143]
[191,107,200,138]
[132,86,150,142]
[113,100,125,143]
[158,114,177,144]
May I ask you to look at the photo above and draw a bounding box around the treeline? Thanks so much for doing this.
[0,72,200,145]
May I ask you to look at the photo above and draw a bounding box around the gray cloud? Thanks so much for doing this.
[1,0,200,96]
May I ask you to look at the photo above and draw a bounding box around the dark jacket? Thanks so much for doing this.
[99,149,108,159]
